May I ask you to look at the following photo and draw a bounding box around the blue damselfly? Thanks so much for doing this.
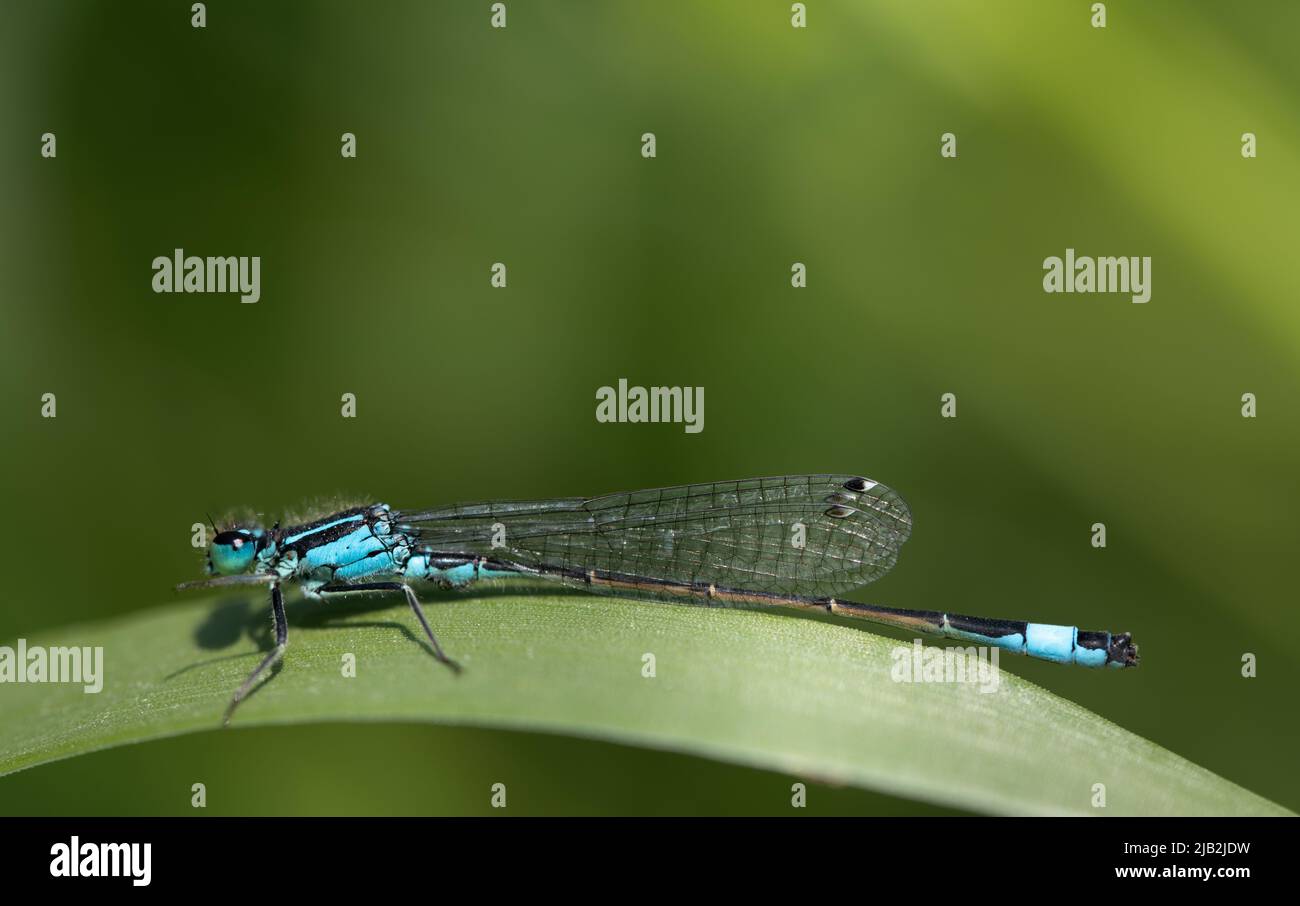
[178,474,1138,722]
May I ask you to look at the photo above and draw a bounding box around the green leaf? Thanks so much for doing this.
[0,588,1289,816]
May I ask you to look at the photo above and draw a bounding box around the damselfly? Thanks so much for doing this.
[178,474,1138,723]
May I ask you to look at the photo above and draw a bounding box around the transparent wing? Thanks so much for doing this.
[395,474,911,598]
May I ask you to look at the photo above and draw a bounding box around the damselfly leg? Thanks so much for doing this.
[318,582,462,675]
[224,582,288,726]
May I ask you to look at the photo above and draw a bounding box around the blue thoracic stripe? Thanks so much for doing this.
[283,512,366,546]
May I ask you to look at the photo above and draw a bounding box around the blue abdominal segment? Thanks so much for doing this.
[940,614,1115,668]
[943,623,1026,654]
[402,554,520,587]
[1024,622,1077,664]
[404,555,471,585]
[1071,640,1112,669]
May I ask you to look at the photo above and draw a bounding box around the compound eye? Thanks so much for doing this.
[214,530,249,548]
[208,529,258,576]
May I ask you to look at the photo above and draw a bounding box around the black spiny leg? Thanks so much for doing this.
[224,582,288,726]
[318,582,462,674]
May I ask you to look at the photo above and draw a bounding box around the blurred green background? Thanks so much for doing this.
[2,0,1297,814]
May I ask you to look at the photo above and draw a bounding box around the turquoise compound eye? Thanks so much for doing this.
[209,530,257,575]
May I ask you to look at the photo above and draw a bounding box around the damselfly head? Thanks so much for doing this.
[208,529,259,576]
